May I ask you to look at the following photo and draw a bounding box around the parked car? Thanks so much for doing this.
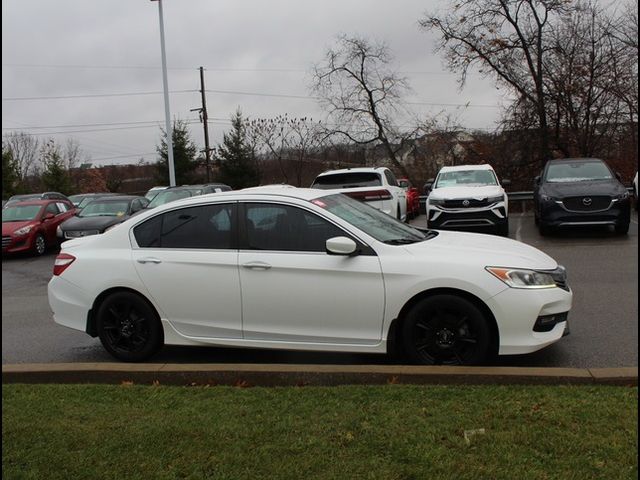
[49,187,571,364]
[68,193,117,208]
[398,178,421,219]
[57,196,149,240]
[75,193,121,211]
[198,183,232,193]
[145,186,206,209]
[144,186,168,201]
[4,192,70,209]
[310,167,407,221]
[2,199,75,255]
[425,165,510,236]
[633,172,638,210]
[533,158,631,235]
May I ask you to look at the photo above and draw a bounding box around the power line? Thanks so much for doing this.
[4,122,200,136]
[91,152,157,162]
[2,118,201,130]
[1,90,198,101]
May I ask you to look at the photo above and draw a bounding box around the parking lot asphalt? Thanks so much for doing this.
[2,212,637,368]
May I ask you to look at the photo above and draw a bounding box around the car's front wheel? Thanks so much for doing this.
[615,221,629,235]
[33,233,46,256]
[96,291,164,362]
[401,294,492,365]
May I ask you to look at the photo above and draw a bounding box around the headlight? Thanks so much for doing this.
[14,225,33,236]
[487,195,504,204]
[486,267,557,289]
[616,191,629,200]
[429,198,445,206]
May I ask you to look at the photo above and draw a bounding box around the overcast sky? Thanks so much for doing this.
[2,0,511,167]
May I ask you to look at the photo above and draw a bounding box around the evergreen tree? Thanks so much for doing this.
[155,119,198,185]
[2,147,19,199]
[216,109,260,189]
[40,139,73,194]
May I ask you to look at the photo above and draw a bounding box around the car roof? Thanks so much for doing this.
[316,167,388,176]
[438,164,495,173]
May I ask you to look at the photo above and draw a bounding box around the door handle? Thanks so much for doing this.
[241,261,272,270]
[137,257,162,264]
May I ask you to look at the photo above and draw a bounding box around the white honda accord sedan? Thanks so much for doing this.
[48,187,572,364]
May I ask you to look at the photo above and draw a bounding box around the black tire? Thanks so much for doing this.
[401,294,492,366]
[539,222,552,236]
[33,233,46,256]
[96,291,164,362]
[496,219,509,237]
[397,206,402,221]
[615,221,629,235]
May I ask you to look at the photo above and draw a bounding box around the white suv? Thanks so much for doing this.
[426,164,510,236]
[310,167,407,221]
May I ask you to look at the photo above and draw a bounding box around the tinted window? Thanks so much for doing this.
[311,172,382,189]
[134,204,234,249]
[45,203,60,215]
[384,170,398,187]
[245,203,345,252]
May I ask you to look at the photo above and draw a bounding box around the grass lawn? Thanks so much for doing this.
[3,384,637,480]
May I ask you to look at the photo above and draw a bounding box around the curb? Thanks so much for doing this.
[2,363,637,387]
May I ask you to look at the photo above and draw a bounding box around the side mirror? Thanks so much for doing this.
[424,179,434,193]
[615,171,622,181]
[534,175,541,185]
[501,179,511,187]
[42,213,55,221]
[326,236,357,256]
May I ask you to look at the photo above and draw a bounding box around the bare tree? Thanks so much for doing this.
[2,132,41,180]
[311,34,417,181]
[421,1,571,165]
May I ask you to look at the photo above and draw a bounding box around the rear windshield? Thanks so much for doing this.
[311,172,382,189]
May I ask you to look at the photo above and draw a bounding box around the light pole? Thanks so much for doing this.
[151,0,176,186]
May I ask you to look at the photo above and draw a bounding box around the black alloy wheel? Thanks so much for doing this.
[402,295,491,366]
[33,233,46,256]
[96,291,163,362]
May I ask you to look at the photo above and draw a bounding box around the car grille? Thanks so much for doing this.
[2,236,11,248]
[64,230,100,239]
[443,198,493,208]
[562,196,611,212]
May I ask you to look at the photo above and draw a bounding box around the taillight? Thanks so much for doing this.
[346,189,393,202]
[53,253,76,276]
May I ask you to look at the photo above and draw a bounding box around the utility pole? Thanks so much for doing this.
[199,66,212,182]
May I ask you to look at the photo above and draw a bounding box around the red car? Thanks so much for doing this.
[398,178,421,219]
[2,199,76,255]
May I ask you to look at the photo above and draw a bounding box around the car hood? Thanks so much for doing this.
[2,220,38,235]
[429,185,503,200]
[61,215,126,232]
[541,179,625,197]
[404,230,557,270]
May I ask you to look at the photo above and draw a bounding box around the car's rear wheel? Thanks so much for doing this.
[33,233,46,256]
[96,291,164,362]
[401,294,492,366]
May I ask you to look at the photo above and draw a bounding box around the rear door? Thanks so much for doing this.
[131,202,242,338]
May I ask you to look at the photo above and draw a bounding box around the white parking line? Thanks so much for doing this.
[515,214,523,241]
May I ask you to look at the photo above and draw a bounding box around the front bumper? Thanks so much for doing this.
[539,198,630,227]
[487,285,573,355]
[427,203,507,231]
[2,233,35,254]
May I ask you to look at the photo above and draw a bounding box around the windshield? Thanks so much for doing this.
[147,190,193,208]
[2,205,42,222]
[435,169,498,188]
[79,201,130,217]
[310,194,429,244]
[545,161,613,183]
[311,172,382,189]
